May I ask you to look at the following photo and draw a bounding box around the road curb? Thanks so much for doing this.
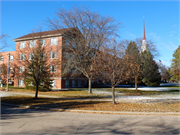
[2,103,180,116]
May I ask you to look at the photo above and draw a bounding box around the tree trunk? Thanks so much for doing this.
[112,86,115,104]
[88,78,92,93]
[35,85,38,99]
[135,76,138,90]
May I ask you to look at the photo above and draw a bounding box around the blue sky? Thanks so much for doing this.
[0,0,179,67]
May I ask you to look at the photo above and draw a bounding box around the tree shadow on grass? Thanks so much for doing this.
[1,96,107,112]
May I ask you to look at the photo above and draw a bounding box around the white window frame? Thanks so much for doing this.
[40,39,46,46]
[51,80,56,88]
[51,38,57,45]
[20,42,25,49]
[19,54,25,61]
[29,53,34,60]
[19,66,25,73]
[50,52,57,59]
[9,67,13,73]
[72,80,76,87]
[29,40,35,48]
[0,56,3,62]
[50,65,57,73]
[40,82,44,86]
[10,55,13,62]
[18,80,24,87]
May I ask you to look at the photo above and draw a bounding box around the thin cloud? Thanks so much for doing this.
[169,31,175,37]
[165,42,178,51]
[148,33,160,41]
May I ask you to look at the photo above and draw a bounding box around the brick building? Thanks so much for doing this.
[0,28,87,89]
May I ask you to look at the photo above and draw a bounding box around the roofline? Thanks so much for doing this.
[13,33,63,42]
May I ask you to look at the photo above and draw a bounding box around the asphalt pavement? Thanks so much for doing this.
[1,105,180,135]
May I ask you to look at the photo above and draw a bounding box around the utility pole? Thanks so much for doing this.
[6,53,10,91]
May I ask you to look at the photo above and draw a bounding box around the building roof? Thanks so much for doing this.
[13,27,76,42]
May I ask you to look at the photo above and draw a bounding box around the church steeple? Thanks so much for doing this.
[143,18,146,40]
[141,17,147,52]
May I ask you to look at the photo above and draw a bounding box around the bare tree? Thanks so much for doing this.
[0,63,15,85]
[0,33,9,52]
[93,39,130,104]
[46,5,120,93]
[158,64,171,82]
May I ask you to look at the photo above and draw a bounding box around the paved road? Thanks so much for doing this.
[1,105,180,135]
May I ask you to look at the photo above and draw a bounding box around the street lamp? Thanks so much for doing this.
[6,53,10,91]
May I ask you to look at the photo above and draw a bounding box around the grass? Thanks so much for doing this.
[1,95,179,112]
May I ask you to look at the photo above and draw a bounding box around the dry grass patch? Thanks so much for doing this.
[1,95,179,112]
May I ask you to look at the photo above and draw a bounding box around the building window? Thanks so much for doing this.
[18,80,24,87]
[50,52,57,59]
[29,40,35,48]
[20,42,25,49]
[50,65,57,73]
[40,39,46,46]
[84,80,87,86]
[78,80,82,87]
[8,79,12,83]
[72,80,76,87]
[51,80,56,88]
[0,56,3,62]
[19,54,25,61]
[9,67,13,73]
[29,53,34,60]
[19,66,25,73]
[65,80,70,88]
[51,38,57,45]
[10,55,13,62]
[0,67,3,74]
